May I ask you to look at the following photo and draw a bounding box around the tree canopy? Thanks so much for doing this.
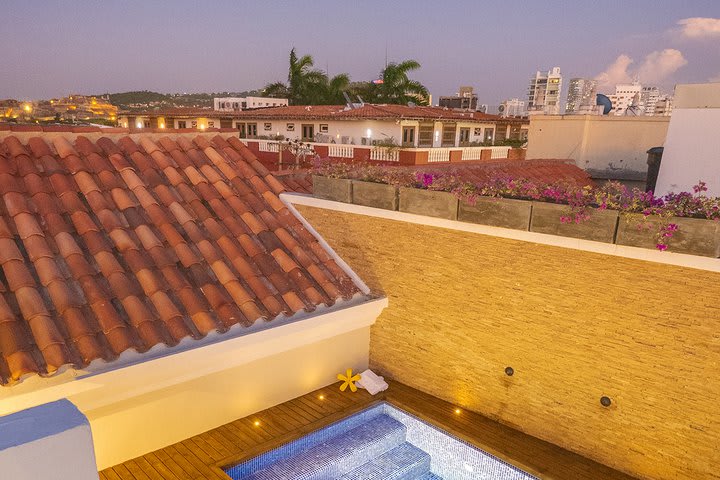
[263,49,429,106]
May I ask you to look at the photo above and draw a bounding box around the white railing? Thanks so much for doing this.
[427,148,451,163]
[460,146,512,161]
[370,147,399,162]
[461,147,482,161]
[328,144,354,158]
[489,146,512,159]
[257,140,280,152]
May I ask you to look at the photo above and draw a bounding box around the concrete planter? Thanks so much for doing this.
[312,175,352,203]
[529,202,619,243]
[616,214,720,257]
[458,197,532,230]
[399,188,458,220]
[351,181,398,210]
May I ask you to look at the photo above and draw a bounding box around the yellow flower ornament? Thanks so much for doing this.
[337,368,361,392]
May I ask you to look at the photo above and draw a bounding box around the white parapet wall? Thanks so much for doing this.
[655,82,720,197]
[0,297,386,470]
[0,399,98,480]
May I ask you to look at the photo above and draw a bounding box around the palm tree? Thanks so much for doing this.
[264,48,351,105]
[376,60,430,105]
[322,73,351,105]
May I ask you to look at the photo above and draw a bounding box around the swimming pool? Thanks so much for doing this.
[224,401,537,479]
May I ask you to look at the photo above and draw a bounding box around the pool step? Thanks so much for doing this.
[242,414,406,480]
[339,442,431,479]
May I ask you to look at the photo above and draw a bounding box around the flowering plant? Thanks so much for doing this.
[312,160,720,251]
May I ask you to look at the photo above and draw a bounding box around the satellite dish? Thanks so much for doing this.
[498,105,505,112]
[596,94,612,115]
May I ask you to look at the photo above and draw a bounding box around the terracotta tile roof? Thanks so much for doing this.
[275,170,313,194]
[119,104,514,124]
[407,160,593,187]
[0,133,361,385]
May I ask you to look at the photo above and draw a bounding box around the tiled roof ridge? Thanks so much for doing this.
[0,133,360,385]
[0,125,239,134]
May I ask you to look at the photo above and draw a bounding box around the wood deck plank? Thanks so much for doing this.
[101,381,636,480]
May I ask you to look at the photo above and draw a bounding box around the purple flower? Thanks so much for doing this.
[656,244,668,251]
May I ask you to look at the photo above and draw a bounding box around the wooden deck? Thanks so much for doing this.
[100,380,636,480]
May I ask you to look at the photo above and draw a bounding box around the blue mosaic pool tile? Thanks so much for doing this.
[340,442,430,479]
[224,402,537,480]
[241,414,405,480]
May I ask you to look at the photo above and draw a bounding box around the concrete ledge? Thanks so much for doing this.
[459,197,532,230]
[530,203,619,243]
[284,193,720,273]
[352,181,398,210]
[399,188,458,220]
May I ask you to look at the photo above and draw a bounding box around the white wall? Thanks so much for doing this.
[0,399,98,480]
[655,83,720,196]
[0,297,385,470]
[527,115,669,179]
[236,119,404,145]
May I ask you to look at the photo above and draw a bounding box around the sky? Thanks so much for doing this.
[2,0,720,104]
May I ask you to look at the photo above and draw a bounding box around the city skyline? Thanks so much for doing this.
[2,1,719,103]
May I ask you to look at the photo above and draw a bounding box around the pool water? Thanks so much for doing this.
[224,401,536,479]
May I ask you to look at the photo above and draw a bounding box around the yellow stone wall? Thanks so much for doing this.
[298,205,720,480]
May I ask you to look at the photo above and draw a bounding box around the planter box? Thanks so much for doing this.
[529,202,619,243]
[351,181,398,210]
[616,214,720,257]
[458,197,532,230]
[399,188,458,220]
[312,176,352,203]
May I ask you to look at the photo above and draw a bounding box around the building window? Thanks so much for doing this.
[264,122,272,131]
[247,123,257,138]
[178,121,187,129]
[459,127,470,146]
[191,120,197,128]
[143,120,151,128]
[441,122,456,147]
[402,126,415,146]
[301,124,314,141]
[319,124,329,133]
[484,128,494,144]
[286,123,295,131]
[208,121,215,128]
[418,123,433,147]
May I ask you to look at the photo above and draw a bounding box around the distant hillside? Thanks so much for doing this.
[101,89,263,110]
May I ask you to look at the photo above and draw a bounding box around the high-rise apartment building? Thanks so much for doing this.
[438,86,478,110]
[566,78,597,114]
[640,86,660,116]
[527,67,562,115]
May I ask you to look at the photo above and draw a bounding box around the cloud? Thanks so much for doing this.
[677,17,720,38]
[595,54,633,88]
[595,49,687,89]
[636,49,688,82]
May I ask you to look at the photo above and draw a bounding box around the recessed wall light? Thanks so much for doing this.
[505,367,514,376]
[600,396,612,407]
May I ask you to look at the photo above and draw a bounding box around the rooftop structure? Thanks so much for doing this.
[438,86,478,111]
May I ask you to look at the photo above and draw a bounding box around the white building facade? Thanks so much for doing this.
[528,67,562,115]
[214,96,288,111]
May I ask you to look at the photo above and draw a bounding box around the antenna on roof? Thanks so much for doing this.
[357,96,365,106]
[342,92,354,109]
